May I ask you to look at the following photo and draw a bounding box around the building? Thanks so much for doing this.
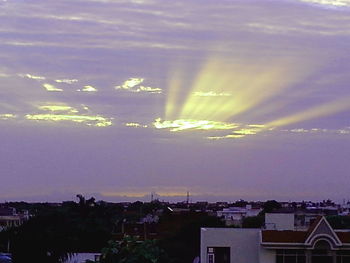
[216,205,262,226]
[0,207,29,231]
[201,214,350,263]
[63,253,100,263]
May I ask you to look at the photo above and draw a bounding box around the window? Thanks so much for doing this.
[337,251,350,263]
[312,248,332,263]
[276,250,306,263]
[207,247,230,263]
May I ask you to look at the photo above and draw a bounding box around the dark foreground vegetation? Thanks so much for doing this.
[0,195,224,263]
[1,197,348,263]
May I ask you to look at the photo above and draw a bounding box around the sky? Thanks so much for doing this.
[1,0,350,203]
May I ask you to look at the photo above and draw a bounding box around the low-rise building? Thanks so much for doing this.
[201,214,350,263]
[0,207,29,231]
[216,205,262,226]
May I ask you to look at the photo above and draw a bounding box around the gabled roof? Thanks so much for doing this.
[306,216,322,237]
[261,216,350,247]
[304,216,342,246]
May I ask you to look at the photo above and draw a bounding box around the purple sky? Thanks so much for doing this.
[1,0,350,203]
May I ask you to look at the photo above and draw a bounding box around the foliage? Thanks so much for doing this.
[88,237,171,263]
[159,212,225,263]
[260,200,281,214]
[327,216,350,229]
[242,215,264,228]
[4,196,123,263]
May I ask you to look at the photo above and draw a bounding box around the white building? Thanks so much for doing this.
[201,214,350,263]
[63,253,100,263]
[216,205,262,226]
[0,207,29,231]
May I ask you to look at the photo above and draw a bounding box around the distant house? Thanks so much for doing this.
[216,205,262,226]
[201,214,350,263]
[63,253,100,263]
[0,207,29,231]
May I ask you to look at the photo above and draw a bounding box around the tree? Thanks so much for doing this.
[261,200,281,214]
[159,212,225,263]
[89,237,171,263]
[242,216,264,228]
[327,216,350,229]
[7,196,120,263]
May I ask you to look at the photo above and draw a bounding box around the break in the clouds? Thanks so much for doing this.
[299,0,350,8]
[43,83,63,92]
[55,79,78,84]
[78,85,98,92]
[115,78,162,94]
[0,0,350,202]
[18,73,46,80]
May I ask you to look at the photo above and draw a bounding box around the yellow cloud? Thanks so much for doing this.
[158,55,325,139]
[55,79,78,84]
[115,78,144,91]
[138,86,162,93]
[43,83,63,92]
[0,114,16,120]
[19,73,46,80]
[299,0,350,7]
[208,134,245,140]
[125,122,148,128]
[25,114,112,127]
[38,105,79,113]
[79,85,98,92]
[153,118,238,132]
[115,78,162,94]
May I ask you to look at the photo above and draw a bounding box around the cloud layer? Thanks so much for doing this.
[0,0,350,201]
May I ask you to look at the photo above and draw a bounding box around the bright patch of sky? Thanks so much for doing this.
[298,0,350,8]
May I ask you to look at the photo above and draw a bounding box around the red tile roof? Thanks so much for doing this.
[262,216,350,244]
[305,216,322,238]
[262,230,307,243]
[262,216,350,245]
[336,232,350,243]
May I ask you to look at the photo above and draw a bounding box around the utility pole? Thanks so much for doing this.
[187,191,190,208]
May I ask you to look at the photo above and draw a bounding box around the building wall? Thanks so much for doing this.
[259,247,275,263]
[200,228,260,263]
[265,213,294,230]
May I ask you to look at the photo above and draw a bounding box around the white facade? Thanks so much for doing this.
[265,213,294,230]
[201,228,260,263]
[216,205,262,226]
[200,216,350,263]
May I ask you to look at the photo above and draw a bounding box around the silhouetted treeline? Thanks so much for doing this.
[1,196,125,263]
[0,197,238,263]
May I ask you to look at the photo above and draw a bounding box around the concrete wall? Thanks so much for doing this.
[201,228,260,263]
[259,246,275,263]
[265,213,294,230]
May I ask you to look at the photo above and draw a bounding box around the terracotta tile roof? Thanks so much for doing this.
[336,232,350,243]
[305,216,322,238]
[262,230,307,243]
[262,230,350,244]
